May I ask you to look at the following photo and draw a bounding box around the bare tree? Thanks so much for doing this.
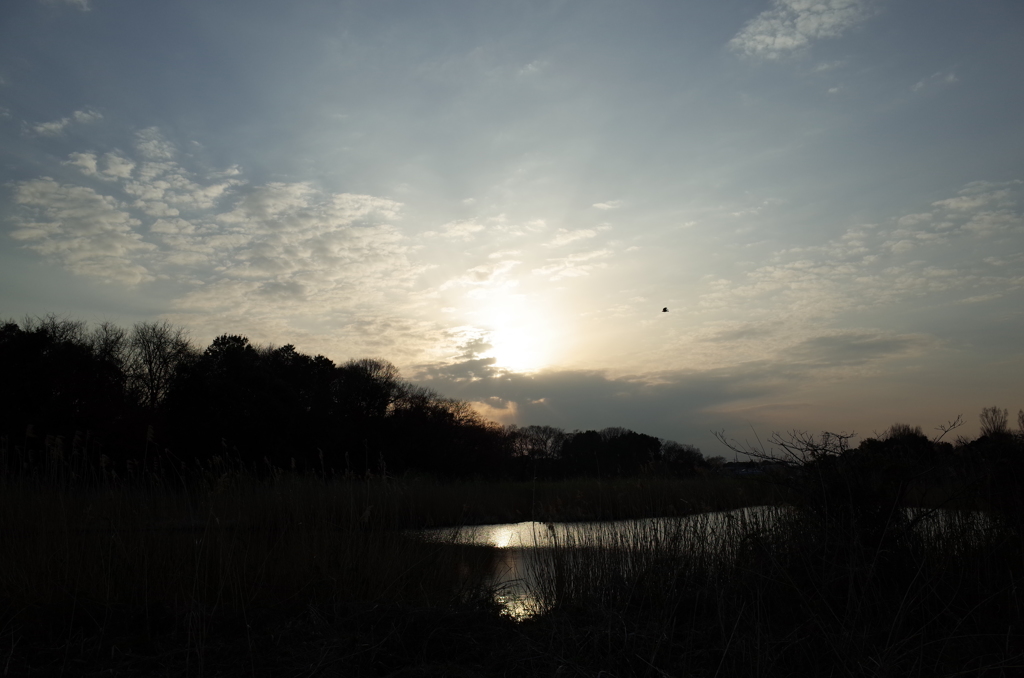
[713,428,855,466]
[22,314,88,343]
[932,414,964,443]
[90,321,129,369]
[519,425,568,459]
[979,406,1009,437]
[125,321,196,409]
[884,423,924,440]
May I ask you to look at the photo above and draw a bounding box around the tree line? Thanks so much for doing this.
[717,408,1024,537]
[0,315,712,482]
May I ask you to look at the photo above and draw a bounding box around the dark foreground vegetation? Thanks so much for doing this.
[2,315,1023,676]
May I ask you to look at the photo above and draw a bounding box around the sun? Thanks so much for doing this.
[486,325,553,373]
[473,296,560,373]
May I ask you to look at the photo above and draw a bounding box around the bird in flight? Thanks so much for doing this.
[662,307,668,312]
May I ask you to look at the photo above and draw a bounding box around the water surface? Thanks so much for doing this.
[419,506,994,620]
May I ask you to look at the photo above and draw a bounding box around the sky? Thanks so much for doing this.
[1,0,1022,456]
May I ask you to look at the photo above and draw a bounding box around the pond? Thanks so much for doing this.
[421,506,786,620]
[418,506,997,620]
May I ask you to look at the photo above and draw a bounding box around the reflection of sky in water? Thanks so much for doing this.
[421,508,787,620]
[461,521,556,549]
[430,522,564,620]
[489,549,544,621]
[418,507,989,620]
[424,510,787,620]
[443,508,781,549]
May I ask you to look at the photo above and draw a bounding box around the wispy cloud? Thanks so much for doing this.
[783,330,932,367]
[7,129,430,360]
[64,151,136,180]
[593,200,623,210]
[729,0,879,60]
[425,219,486,240]
[518,60,548,77]
[30,108,102,136]
[544,228,597,247]
[33,120,72,137]
[134,127,175,160]
[814,60,848,72]
[697,181,1024,323]
[10,178,154,284]
[532,249,612,280]
[912,70,958,93]
[440,259,521,290]
[40,0,90,10]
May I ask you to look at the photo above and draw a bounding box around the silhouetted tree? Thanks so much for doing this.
[601,427,662,476]
[518,425,568,459]
[163,334,268,465]
[384,386,506,477]
[980,406,1010,438]
[561,430,604,476]
[125,321,196,410]
[0,317,139,474]
[659,440,706,476]
[2,314,708,482]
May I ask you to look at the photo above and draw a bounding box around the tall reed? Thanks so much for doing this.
[520,504,1022,677]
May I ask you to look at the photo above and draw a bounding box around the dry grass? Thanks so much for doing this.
[3,454,1017,676]
[0,463,771,676]
[0,472,504,676]
[519,504,1024,677]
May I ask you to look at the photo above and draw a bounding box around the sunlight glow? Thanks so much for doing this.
[473,293,560,373]
[486,325,552,373]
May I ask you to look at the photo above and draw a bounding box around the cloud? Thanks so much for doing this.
[418,333,501,382]
[695,180,1024,331]
[897,213,931,227]
[124,158,242,215]
[411,322,937,453]
[931,183,1014,212]
[412,357,810,452]
[440,259,521,290]
[928,181,1022,236]
[64,152,98,176]
[544,228,597,247]
[135,127,176,160]
[814,60,847,72]
[729,0,879,60]
[73,109,102,123]
[593,200,623,210]
[425,219,486,240]
[532,249,612,280]
[31,120,70,136]
[7,129,425,361]
[102,153,136,179]
[912,71,958,93]
[64,151,136,180]
[960,211,1022,236]
[31,109,102,136]
[10,178,154,284]
[784,331,931,367]
[40,0,90,10]
[518,60,548,77]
